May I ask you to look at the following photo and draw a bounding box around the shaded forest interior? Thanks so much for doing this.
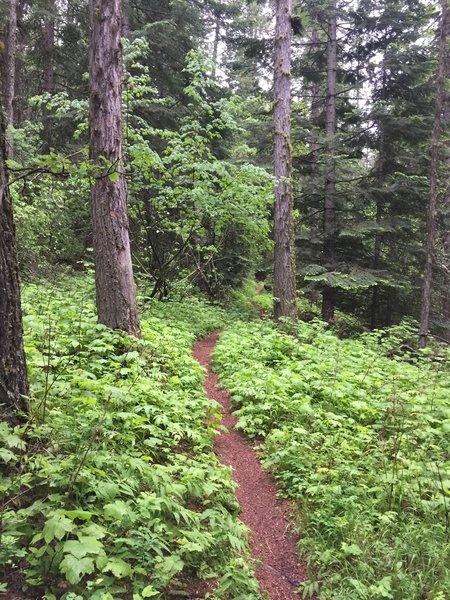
[1,0,450,599]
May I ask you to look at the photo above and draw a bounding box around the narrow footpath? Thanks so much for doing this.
[193,332,308,600]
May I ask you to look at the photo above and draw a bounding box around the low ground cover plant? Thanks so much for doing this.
[0,278,260,600]
[214,319,450,600]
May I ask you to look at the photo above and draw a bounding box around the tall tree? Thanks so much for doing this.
[42,0,55,152]
[4,0,18,152]
[322,0,337,323]
[441,4,450,340]
[273,0,297,323]
[0,108,29,423]
[443,103,450,338]
[89,0,140,336]
[419,0,449,348]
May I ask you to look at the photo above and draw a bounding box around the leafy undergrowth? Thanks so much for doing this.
[0,278,261,600]
[214,319,450,600]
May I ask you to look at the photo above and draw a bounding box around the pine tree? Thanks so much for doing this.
[89,0,140,336]
[322,0,338,323]
[4,0,18,153]
[42,0,55,152]
[0,108,29,423]
[273,0,297,323]
[419,0,449,348]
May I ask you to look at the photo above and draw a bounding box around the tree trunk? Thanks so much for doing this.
[0,109,29,424]
[4,0,18,154]
[273,0,297,324]
[442,7,450,340]
[211,13,220,80]
[370,202,382,329]
[309,28,322,237]
[89,0,140,337]
[370,68,387,330]
[322,0,337,323]
[419,0,448,348]
[42,3,55,152]
[443,226,450,337]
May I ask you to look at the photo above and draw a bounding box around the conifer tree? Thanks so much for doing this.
[419,0,449,348]
[322,0,338,323]
[0,108,29,423]
[89,0,140,336]
[4,0,18,154]
[273,0,297,323]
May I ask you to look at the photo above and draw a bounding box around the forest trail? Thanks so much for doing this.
[193,332,307,600]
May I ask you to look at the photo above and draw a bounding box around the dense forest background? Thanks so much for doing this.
[1,2,450,600]
[1,0,449,337]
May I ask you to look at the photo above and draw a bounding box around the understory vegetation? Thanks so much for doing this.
[214,314,450,600]
[0,278,261,600]
[3,0,450,598]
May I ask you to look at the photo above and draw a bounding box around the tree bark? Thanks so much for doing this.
[370,199,383,328]
[322,0,337,323]
[4,0,18,154]
[0,108,29,424]
[442,6,450,340]
[309,28,322,237]
[89,0,140,337]
[273,0,297,324]
[370,67,387,330]
[42,2,55,152]
[419,0,448,348]
[211,12,220,81]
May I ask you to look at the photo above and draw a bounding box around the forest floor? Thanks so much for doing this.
[193,332,307,600]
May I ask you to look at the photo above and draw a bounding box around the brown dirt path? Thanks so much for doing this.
[193,332,308,600]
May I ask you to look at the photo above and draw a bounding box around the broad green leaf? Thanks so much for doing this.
[141,585,159,598]
[43,514,74,543]
[59,554,95,584]
[63,537,104,558]
[103,557,132,578]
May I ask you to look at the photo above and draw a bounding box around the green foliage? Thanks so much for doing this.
[301,265,395,292]
[228,279,273,320]
[0,277,261,599]
[214,320,450,599]
[125,44,273,299]
[11,42,272,299]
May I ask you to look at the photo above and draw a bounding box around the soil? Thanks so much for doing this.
[193,332,308,600]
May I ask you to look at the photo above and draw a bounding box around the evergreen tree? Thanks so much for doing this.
[89,0,140,336]
[419,0,449,347]
[0,107,29,423]
[273,0,297,322]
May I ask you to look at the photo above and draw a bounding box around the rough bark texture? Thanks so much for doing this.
[419,0,448,348]
[309,28,322,237]
[42,4,55,152]
[0,109,29,423]
[89,0,140,337]
[443,9,450,340]
[4,0,18,154]
[370,69,387,330]
[322,0,338,324]
[273,0,297,323]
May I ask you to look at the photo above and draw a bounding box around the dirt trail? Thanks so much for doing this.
[193,332,307,600]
